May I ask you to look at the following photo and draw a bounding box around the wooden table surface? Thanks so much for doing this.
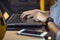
[3,31,42,40]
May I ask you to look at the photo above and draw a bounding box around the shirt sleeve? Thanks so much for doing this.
[56,30,60,40]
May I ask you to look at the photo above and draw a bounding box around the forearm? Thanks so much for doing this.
[48,22,59,36]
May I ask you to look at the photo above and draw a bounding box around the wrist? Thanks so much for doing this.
[47,22,59,35]
[45,17,54,31]
[46,17,54,24]
[48,22,54,25]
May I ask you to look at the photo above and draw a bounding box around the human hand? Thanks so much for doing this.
[20,9,49,22]
[20,9,40,19]
[20,11,33,18]
[33,12,49,22]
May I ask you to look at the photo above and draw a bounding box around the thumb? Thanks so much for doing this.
[33,17,40,22]
[27,15,33,19]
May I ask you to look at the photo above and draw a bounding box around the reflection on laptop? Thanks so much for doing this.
[0,10,7,40]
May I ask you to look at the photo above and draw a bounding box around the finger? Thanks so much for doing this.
[20,12,27,18]
[20,12,24,18]
[20,12,25,18]
[27,15,33,19]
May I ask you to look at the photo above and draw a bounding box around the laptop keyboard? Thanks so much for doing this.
[7,14,26,23]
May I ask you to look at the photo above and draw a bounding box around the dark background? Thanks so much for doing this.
[0,0,50,15]
[0,0,40,15]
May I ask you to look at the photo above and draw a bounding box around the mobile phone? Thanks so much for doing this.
[17,29,48,37]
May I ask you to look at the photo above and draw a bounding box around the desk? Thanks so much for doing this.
[3,31,42,40]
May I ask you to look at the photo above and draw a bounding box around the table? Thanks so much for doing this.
[3,31,43,40]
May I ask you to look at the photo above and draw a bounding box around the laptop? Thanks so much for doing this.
[0,0,44,30]
[2,11,43,30]
[0,10,7,40]
[0,0,42,26]
[4,13,42,26]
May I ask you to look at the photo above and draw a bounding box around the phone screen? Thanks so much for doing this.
[22,30,42,35]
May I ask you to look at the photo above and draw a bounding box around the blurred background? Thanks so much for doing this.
[0,0,52,15]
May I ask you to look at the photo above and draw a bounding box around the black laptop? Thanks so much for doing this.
[0,0,43,30]
[2,12,43,30]
[6,14,42,26]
